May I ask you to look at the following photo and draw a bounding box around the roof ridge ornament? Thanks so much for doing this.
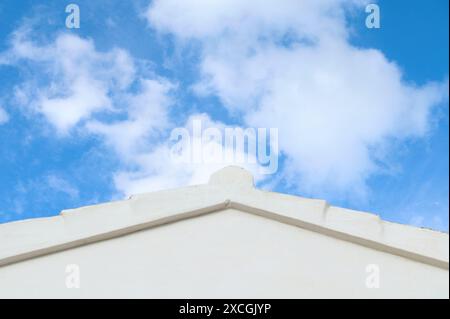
[208,166,254,188]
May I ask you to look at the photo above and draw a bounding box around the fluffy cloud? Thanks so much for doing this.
[3,29,135,134]
[146,0,363,41]
[113,113,270,196]
[147,0,449,199]
[86,78,174,161]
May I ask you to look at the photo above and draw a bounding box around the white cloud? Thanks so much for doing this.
[86,78,174,161]
[146,0,363,41]
[2,29,136,134]
[113,113,269,196]
[147,0,449,200]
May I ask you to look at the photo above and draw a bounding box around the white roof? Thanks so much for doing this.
[0,166,448,269]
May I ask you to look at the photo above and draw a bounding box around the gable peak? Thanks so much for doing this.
[208,166,254,188]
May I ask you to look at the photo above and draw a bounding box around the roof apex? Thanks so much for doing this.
[208,165,254,188]
[0,166,448,270]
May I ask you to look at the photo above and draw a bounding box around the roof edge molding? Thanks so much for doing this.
[0,166,448,269]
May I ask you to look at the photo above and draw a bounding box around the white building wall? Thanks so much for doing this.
[0,208,447,298]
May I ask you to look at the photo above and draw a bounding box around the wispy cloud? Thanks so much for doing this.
[0,106,8,125]
[46,174,79,199]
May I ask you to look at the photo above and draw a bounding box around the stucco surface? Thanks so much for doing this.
[0,208,448,298]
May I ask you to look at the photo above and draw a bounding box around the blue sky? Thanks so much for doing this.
[0,0,448,231]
